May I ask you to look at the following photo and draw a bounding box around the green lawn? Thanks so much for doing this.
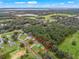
[59,31,79,59]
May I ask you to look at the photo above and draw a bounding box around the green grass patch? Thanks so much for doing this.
[59,31,79,59]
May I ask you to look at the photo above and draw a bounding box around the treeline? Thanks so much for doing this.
[23,22,77,44]
[51,15,79,28]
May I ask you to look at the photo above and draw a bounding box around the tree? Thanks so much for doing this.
[56,50,65,59]
[11,32,18,41]
[20,43,25,48]
[72,41,76,46]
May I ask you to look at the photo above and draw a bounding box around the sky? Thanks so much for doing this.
[0,0,79,8]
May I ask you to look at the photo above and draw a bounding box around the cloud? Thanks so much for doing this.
[14,1,38,8]
[27,1,37,5]
[68,1,74,4]
[15,2,26,4]
[15,1,37,5]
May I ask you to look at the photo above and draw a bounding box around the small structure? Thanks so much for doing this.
[0,38,4,45]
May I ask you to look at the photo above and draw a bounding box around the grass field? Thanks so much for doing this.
[59,31,79,59]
